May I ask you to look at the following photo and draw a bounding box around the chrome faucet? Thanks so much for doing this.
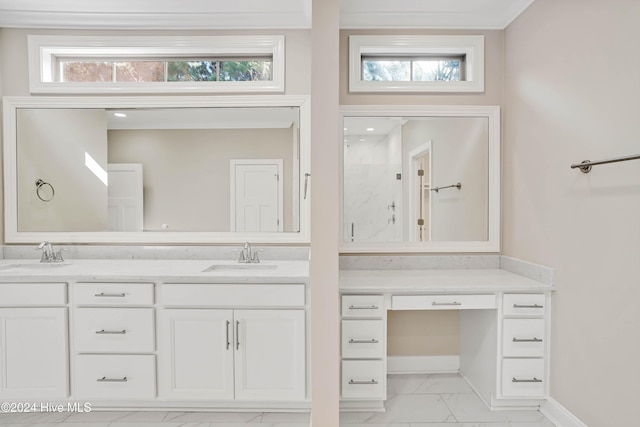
[36,241,65,263]
[238,242,260,263]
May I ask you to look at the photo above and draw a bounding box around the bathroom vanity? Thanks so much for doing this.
[339,265,555,411]
[0,259,310,410]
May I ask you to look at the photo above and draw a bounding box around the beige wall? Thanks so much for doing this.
[310,0,340,424]
[388,310,459,356]
[0,30,4,244]
[504,1,640,425]
[340,29,504,106]
[17,108,108,231]
[108,128,295,232]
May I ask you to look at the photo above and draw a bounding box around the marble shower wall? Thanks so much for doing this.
[343,126,402,242]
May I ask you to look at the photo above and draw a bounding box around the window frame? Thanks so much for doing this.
[28,35,285,94]
[349,35,484,93]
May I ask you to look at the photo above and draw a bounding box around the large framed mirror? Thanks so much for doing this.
[341,105,500,253]
[3,96,310,244]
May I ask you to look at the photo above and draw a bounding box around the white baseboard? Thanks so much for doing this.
[387,355,459,374]
[540,397,587,427]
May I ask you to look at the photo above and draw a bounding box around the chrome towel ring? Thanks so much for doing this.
[35,179,55,202]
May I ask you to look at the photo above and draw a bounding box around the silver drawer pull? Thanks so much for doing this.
[349,305,379,310]
[432,301,462,306]
[97,376,128,382]
[512,377,542,383]
[95,329,127,335]
[349,379,378,385]
[94,292,126,298]
[513,304,543,309]
[512,337,543,343]
[349,338,379,344]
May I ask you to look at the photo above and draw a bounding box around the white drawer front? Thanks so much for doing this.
[162,284,304,308]
[75,355,156,400]
[74,308,155,353]
[341,295,384,318]
[501,358,545,397]
[392,294,496,310]
[341,360,384,400]
[342,320,384,359]
[74,283,154,306]
[503,294,546,316]
[503,319,545,357]
[0,283,67,306]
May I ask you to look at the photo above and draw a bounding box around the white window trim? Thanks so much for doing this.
[349,35,484,93]
[28,35,285,94]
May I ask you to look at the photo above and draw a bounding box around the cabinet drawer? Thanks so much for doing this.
[0,283,67,306]
[74,283,154,306]
[162,284,304,308]
[75,354,156,400]
[74,308,155,353]
[342,320,384,359]
[501,358,545,397]
[503,294,546,316]
[341,295,384,318]
[502,319,545,357]
[392,294,496,310]
[341,360,384,400]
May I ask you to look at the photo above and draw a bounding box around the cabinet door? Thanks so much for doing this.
[234,310,305,401]
[0,308,68,399]
[159,309,234,399]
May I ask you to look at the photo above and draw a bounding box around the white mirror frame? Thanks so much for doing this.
[3,95,310,244]
[340,105,500,253]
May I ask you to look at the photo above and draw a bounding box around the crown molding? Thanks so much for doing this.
[0,11,311,30]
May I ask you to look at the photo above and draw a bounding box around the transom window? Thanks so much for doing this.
[58,58,273,83]
[28,35,284,94]
[362,55,465,82]
[349,35,484,93]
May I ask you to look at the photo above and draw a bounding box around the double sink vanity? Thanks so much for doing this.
[0,255,310,410]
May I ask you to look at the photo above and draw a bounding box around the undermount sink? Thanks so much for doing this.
[0,263,70,271]
[202,263,278,272]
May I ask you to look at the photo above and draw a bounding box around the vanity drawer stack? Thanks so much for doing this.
[72,283,156,400]
[340,294,385,400]
[500,293,549,398]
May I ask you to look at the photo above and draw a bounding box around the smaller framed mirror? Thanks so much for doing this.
[340,105,500,253]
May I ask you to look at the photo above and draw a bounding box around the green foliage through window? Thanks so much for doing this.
[59,58,273,83]
[362,57,463,82]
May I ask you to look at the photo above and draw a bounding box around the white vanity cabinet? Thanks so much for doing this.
[498,293,550,399]
[159,283,306,403]
[340,294,385,402]
[0,283,69,399]
[340,269,555,411]
[71,282,157,401]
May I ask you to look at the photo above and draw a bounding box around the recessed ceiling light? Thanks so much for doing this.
[344,127,347,131]
[114,112,127,118]
[359,138,366,142]
[366,127,374,132]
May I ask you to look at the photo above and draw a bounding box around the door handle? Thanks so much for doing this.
[236,320,240,350]
[226,320,230,350]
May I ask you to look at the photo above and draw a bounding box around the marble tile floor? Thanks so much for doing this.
[0,374,555,427]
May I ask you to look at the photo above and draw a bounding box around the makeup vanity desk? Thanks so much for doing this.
[339,268,556,411]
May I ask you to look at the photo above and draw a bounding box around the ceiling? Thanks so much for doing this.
[0,0,535,30]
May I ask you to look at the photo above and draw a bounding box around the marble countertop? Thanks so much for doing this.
[0,259,309,283]
[340,268,555,293]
